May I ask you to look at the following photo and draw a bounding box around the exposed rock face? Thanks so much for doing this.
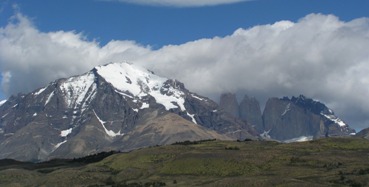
[262,98,323,140]
[216,93,354,141]
[262,95,355,141]
[219,93,239,118]
[0,63,256,161]
[239,95,263,133]
[0,61,356,161]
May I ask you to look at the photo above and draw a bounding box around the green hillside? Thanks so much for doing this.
[1,138,369,186]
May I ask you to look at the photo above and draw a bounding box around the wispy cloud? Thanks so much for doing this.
[1,13,369,130]
[106,0,251,7]
[0,0,10,13]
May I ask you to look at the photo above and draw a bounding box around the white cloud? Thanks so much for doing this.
[0,71,11,94]
[108,0,250,7]
[0,13,151,95]
[1,13,369,130]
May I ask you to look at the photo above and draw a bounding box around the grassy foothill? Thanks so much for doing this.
[1,137,369,186]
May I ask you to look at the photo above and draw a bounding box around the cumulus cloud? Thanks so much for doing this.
[0,13,151,95]
[107,0,250,7]
[1,13,369,130]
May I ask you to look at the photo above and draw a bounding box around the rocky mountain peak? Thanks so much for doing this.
[219,93,239,117]
[282,95,331,115]
[94,62,189,111]
[0,62,256,161]
[239,95,263,132]
[263,95,354,141]
[216,93,355,141]
[281,95,348,128]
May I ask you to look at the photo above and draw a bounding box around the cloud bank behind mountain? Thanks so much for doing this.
[1,13,369,130]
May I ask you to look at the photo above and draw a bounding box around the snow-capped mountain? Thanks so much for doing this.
[262,95,355,141]
[290,95,350,128]
[219,93,355,141]
[0,62,255,161]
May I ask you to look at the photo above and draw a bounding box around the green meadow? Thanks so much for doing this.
[1,137,369,186]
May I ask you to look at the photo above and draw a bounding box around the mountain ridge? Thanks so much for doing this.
[219,93,355,141]
[0,62,255,161]
[0,62,357,161]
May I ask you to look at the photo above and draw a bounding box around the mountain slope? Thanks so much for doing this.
[219,93,239,117]
[355,127,369,139]
[239,95,263,132]
[262,95,355,141]
[216,93,354,142]
[0,62,255,161]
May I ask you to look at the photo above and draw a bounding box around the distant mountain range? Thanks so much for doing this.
[220,93,355,141]
[0,62,355,161]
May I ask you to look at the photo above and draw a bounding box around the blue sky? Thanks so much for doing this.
[1,0,368,47]
[1,0,369,130]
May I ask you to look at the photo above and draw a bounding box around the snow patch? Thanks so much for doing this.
[260,130,272,139]
[140,102,149,109]
[93,110,123,137]
[60,128,73,137]
[283,136,313,143]
[0,100,6,107]
[281,103,291,116]
[191,94,204,101]
[34,87,47,96]
[228,130,242,134]
[321,113,347,127]
[187,113,197,124]
[33,113,37,117]
[45,91,54,106]
[151,91,184,110]
[1,113,8,118]
[60,72,96,109]
[54,140,67,149]
[81,83,97,113]
[114,90,133,99]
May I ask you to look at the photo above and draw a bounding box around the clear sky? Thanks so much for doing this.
[1,0,368,47]
[1,0,369,130]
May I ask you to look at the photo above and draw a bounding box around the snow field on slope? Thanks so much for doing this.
[321,113,347,127]
[93,110,123,137]
[96,63,186,111]
[34,87,47,96]
[59,72,96,109]
[0,100,6,107]
[60,128,73,137]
